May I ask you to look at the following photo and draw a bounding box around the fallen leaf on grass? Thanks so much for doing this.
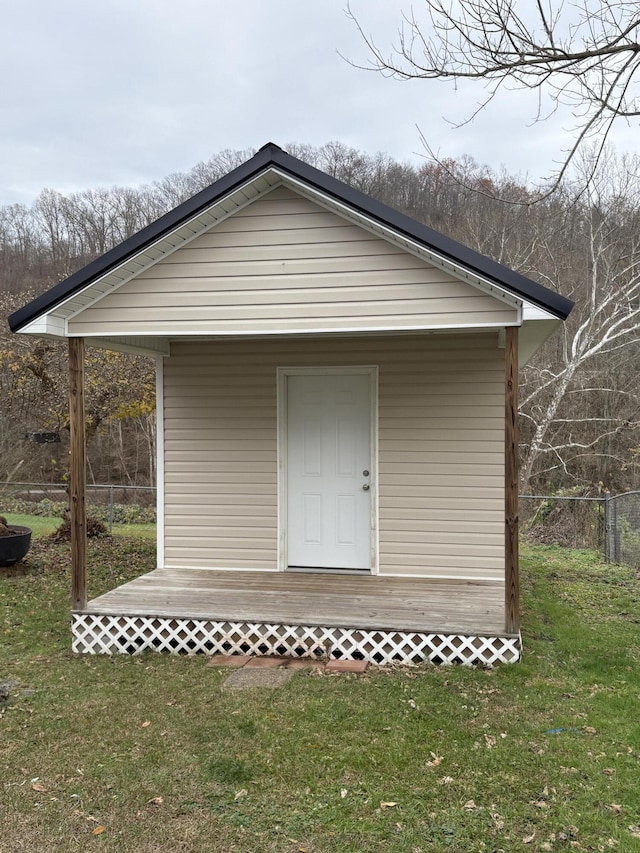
[603,768,615,775]
[147,796,164,805]
[92,826,106,835]
[608,804,622,814]
[438,776,454,785]
[583,726,597,734]
[523,831,536,844]
[380,801,398,809]
[463,800,476,810]
[31,782,47,793]
[340,789,348,799]
[141,721,151,728]
[234,790,247,801]
[426,751,443,767]
[629,825,640,839]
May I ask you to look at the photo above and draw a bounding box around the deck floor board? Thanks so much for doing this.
[82,568,508,635]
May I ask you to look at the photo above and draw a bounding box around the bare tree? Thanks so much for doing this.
[520,149,640,489]
[348,1,640,197]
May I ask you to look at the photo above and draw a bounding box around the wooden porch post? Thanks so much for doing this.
[69,337,87,611]
[505,326,520,634]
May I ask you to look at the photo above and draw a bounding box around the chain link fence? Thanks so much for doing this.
[3,481,640,568]
[604,491,640,568]
[0,481,156,532]
[520,494,605,552]
[521,491,640,568]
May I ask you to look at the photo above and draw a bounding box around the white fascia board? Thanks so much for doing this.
[522,302,558,321]
[17,314,66,337]
[75,320,519,339]
[17,311,170,356]
[276,170,523,312]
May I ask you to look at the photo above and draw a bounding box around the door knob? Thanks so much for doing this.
[363,469,370,476]
[362,483,370,491]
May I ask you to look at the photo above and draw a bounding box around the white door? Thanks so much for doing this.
[287,372,372,570]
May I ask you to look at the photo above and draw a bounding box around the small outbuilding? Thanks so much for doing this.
[9,144,573,664]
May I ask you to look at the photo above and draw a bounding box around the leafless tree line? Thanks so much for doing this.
[1,141,640,493]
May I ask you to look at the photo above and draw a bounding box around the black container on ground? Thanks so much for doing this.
[0,526,32,566]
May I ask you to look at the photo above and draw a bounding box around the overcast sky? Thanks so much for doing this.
[1,0,636,207]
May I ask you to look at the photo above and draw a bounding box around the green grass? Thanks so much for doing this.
[3,512,59,537]
[4,512,156,540]
[0,539,639,852]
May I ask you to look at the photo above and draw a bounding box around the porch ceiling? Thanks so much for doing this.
[80,568,510,637]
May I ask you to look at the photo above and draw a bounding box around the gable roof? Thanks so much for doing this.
[8,142,573,334]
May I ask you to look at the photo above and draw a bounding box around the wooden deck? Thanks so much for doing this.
[81,568,508,637]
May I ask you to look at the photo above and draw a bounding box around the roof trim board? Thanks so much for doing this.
[9,142,574,334]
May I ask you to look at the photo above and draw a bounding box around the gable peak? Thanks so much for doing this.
[257,141,285,155]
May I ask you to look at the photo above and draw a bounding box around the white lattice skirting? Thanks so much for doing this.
[72,614,521,665]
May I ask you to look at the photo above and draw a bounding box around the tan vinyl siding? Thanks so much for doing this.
[68,186,517,336]
[163,334,505,582]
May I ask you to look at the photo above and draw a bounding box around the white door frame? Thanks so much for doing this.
[277,366,379,573]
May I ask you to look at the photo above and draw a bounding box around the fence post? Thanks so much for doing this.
[604,491,612,563]
[108,485,114,533]
[611,500,622,563]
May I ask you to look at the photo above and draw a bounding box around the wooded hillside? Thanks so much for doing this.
[2,143,638,493]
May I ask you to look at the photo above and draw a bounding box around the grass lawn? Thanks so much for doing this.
[3,513,59,538]
[0,534,639,852]
[4,513,156,540]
